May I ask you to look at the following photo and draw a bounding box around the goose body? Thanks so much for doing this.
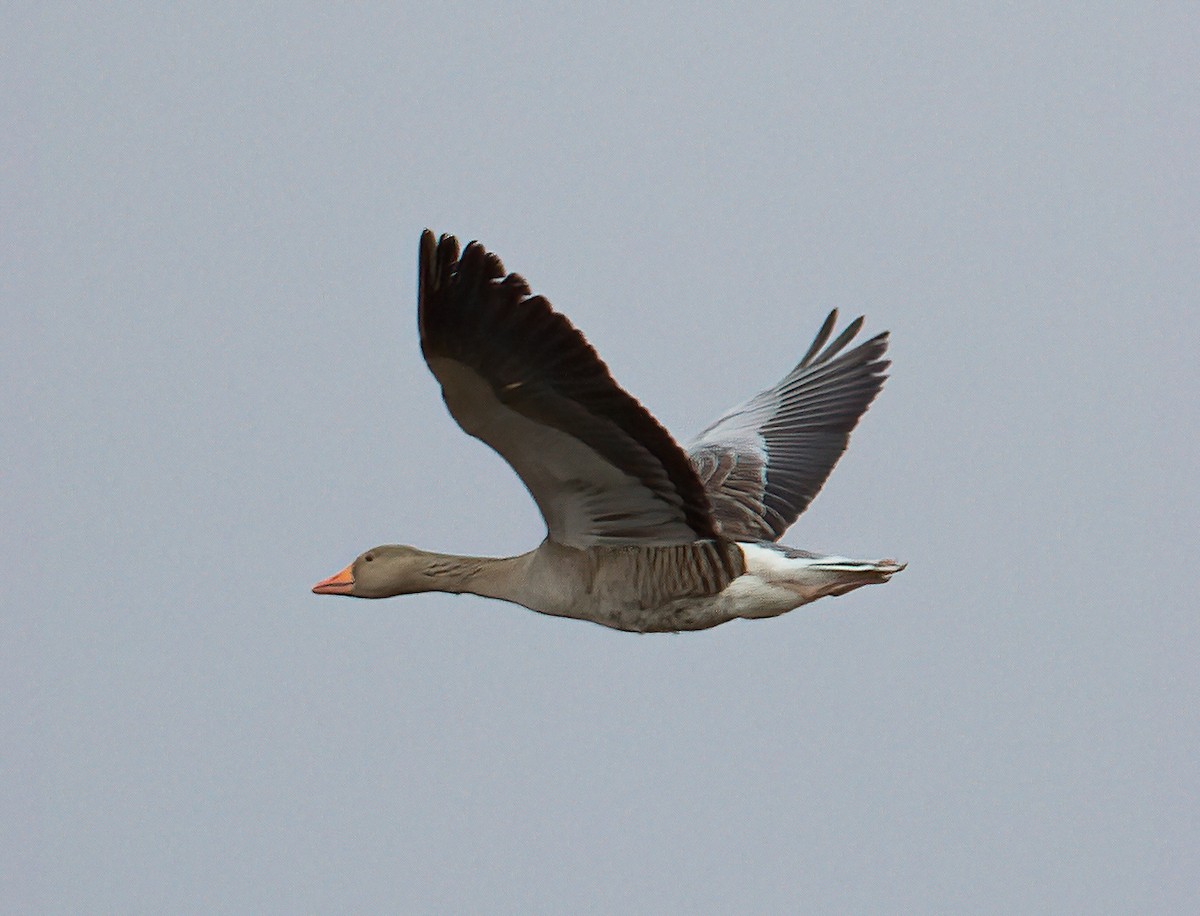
[314,231,904,633]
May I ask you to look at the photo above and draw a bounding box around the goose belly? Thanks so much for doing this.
[527,542,893,633]
[569,570,802,633]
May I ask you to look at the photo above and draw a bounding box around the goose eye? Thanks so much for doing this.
[364,553,375,562]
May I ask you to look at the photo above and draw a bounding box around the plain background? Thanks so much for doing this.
[6,4,1198,913]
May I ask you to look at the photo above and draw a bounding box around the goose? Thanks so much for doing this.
[313,231,904,632]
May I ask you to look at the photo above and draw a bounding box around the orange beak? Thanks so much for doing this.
[313,563,355,595]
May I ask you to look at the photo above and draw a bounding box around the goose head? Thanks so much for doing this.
[312,545,432,598]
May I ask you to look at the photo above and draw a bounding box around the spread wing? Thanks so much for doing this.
[687,310,890,541]
[418,230,720,549]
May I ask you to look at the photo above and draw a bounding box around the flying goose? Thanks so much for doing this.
[313,231,904,632]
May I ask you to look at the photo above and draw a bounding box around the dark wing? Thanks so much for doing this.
[418,230,721,549]
[687,310,890,541]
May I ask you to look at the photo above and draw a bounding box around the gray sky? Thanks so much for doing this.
[7,3,1198,912]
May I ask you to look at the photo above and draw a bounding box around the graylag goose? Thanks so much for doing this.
[313,231,904,632]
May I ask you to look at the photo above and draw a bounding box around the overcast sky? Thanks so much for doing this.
[7,4,1198,912]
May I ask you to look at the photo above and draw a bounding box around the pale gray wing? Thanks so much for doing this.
[418,231,721,550]
[687,310,890,541]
